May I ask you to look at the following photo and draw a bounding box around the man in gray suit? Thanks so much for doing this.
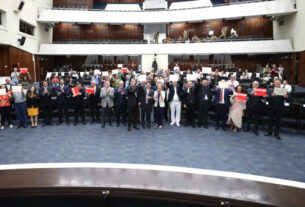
[100,80,114,128]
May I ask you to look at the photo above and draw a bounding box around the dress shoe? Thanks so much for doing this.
[109,122,113,126]
[133,126,140,130]
[24,125,27,128]
[197,124,202,127]
[275,134,281,140]
[116,123,120,127]
[192,124,196,128]
[57,122,62,126]
[203,124,208,129]
[170,122,175,126]
[82,121,86,125]
[66,121,70,126]
[215,126,219,130]
[101,124,105,128]
[265,132,272,136]
[17,125,23,128]
[184,124,189,127]
[176,122,180,127]
[253,130,259,136]
[73,122,78,126]
[128,126,131,131]
[221,126,227,131]
[244,127,250,132]
[49,123,53,126]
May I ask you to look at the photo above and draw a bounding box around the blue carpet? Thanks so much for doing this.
[0,120,305,182]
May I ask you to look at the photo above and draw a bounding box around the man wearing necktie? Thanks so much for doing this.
[88,80,101,124]
[114,81,127,127]
[213,80,232,131]
[126,80,140,131]
[56,79,70,125]
[39,81,53,126]
[139,82,154,129]
[197,79,212,128]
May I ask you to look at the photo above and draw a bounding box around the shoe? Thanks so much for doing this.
[97,120,101,124]
[0,126,4,130]
[17,125,23,128]
[109,122,113,126]
[184,124,189,127]
[215,126,219,131]
[101,124,105,128]
[221,127,227,131]
[265,132,272,136]
[128,126,131,131]
[142,125,146,129]
[117,123,120,127]
[49,123,53,126]
[159,125,163,128]
[42,123,48,127]
[90,120,95,124]
[9,124,13,129]
[57,122,62,126]
[74,122,78,126]
[31,126,35,128]
[170,122,175,126]
[133,126,140,130]
[244,127,250,132]
[66,121,70,126]
[253,130,259,136]
[198,124,202,127]
[82,121,86,125]
[24,125,27,128]
[176,122,180,127]
[275,134,281,140]
[192,124,196,128]
[203,124,208,129]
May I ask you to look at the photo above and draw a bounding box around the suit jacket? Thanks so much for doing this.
[154,91,165,107]
[182,87,196,106]
[213,88,231,108]
[72,87,86,107]
[246,88,262,109]
[168,84,182,102]
[267,87,289,111]
[56,85,69,103]
[114,87,127,107]
[5,83,15,91]
[127,86,139,108]
[100,87,114,108]
[139,86,154,108]
[197,84,212,104]
[39,86,53,105]
[88,86,101,104]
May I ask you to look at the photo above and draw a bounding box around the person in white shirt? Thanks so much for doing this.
[10,68,19,85]
[227,75,239,92]
[281,80,292,93]
[173,64,180,72]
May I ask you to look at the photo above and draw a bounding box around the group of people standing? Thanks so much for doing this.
[0,65,290,140]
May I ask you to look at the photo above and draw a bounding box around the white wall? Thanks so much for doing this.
[38,0,296,24]
[38,40,294,55]
[273,0,305,52]
[0,0,52,54]
[144,24,166,44]
[142,54,168,72]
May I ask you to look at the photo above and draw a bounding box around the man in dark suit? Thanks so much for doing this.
[245,81,263,135]
[197,79,212,128]
[88,80,100,124]
[139,82,154,129]
[213,80,232,131]
[39,81,53,126]
[126,79,140,131]
[56,79,70,125]
[114,81,127,127]
[265,79,289,140]
[167,80,183,126]
[182,81,197,128]
[72,83,86,126]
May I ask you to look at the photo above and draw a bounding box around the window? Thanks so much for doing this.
[19,20,34,36]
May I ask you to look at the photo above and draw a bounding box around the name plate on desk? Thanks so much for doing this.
[12,86,22,93]
[218,81,229,89]
[274,87,287,96]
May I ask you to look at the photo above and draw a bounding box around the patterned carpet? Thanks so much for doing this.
[1,119,305,182]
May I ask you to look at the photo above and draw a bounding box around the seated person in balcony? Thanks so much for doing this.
[154,32,159,44]
[236,68,243,79]
[183,29,189,40]
[11,67,20,85]
[192,35,201,43]
[52,75,59,84]
[240,72,248,80]
[177,36,183,43]
[270,64,279,77]
[265,79,289,140]
[162,37,172,44]
[91,73,100,85]
[281,80,292,94]
[262,64,271,77]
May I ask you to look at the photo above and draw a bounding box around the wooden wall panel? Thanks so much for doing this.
[53,24,144,41]
[53,0,93,9]
[0,46,10,77]
[297,51,305,87]
[167,17,273,39]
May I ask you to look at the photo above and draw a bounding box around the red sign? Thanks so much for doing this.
[86,87,94,94]
[254,88,267,96]
[236,93,247,101]
[71,87,80,96]
[20,68,28,73]
[121,68,128,73]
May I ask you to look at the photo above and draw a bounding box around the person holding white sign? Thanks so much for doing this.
[11,68,20,85]
[0,84,13,130]
[12,84,27,128]
[265,79,289,140]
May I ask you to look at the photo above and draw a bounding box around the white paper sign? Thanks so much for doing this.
[112,69,119,75]
[186,74,196,81]
[218,81,229,89]
[102,72,109,77]
[284,102,290,106]
[118,64,123,68]
[274,87,287,96]
[94,69,101,75]
[0,89,6,95]
[256,73,260,78]
[202,67,212,74]
[169,75,179,82]
[138,75,147,82]
[12,86,22,93]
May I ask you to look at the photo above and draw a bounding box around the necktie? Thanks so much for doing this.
[219,89,223,103]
